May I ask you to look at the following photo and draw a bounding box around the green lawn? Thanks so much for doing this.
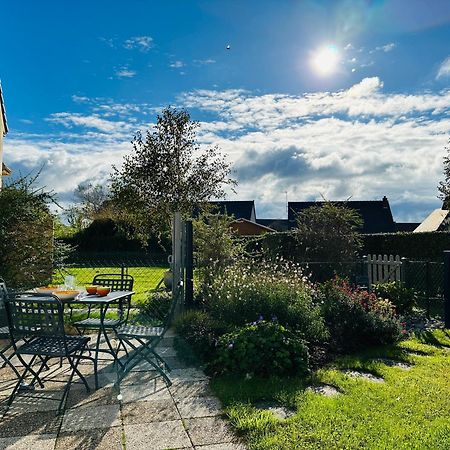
[211,329,450,449]
[53,265,168,305]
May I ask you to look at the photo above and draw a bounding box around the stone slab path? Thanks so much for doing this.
[0,331,245,450]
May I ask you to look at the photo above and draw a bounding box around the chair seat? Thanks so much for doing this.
[116,325,164,339]
[0,325,9,337]
[18,336,90,357]
[74,318,122,329]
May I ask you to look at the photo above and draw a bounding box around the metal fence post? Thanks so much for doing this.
[185,220,194,309]
[444,251,450,328]
[401,257,409,286]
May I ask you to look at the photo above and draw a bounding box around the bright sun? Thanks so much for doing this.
[310,44,340,76]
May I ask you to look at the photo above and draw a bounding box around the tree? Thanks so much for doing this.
[110,107,235,244]
[193,212,243,290]
[0,174,55,288]
[294,202,363,262]
[64,182,112,230]
[437,139,450,209]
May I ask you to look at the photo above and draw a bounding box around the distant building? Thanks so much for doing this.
[256,218,290,232]
[209,200,274,236]
[414,209,450,233]
[0,83,11,188]
[288,197,397,234]
[209,200,256,222]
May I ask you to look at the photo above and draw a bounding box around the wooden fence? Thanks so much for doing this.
[364,254,402,286]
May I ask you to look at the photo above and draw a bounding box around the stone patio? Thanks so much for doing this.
[0,331,245,450]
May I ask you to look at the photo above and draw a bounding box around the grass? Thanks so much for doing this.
[53,265,168,305]
[211,329,450,449]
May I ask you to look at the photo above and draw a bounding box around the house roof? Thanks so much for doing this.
[256,219,290,232]
[209,201,256,221]
[231,218,275,235]
[0,83,8,136]
[288,196,395,234]
[414,209,449,233]
[395,222,420,233]
[2,162,11,176]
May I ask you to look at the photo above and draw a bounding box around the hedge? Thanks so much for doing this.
[361,231,450,261]
[247,231,450,262]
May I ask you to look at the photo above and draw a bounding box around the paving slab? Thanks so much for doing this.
[176,396,222,419]
[196,443,247,450]
[61,403,121,432]
[124,420,192,450]
[186,416,237,447]
[170,381,213,400]
[66,385,119,409]
[119,378,171,403]
[306,384,341,397]
[0,409,62,437]
[55,426,123,450]
[0,433,57,450]
[121,398,179,424]
[344,370,384,383]
[170,368,209,382]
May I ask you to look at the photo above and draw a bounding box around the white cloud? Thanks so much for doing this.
[170,61,185,69]
[115,66,136,78]
[436,56,450,79]
[379,43,395,52]
[193,59,216,66]
[123,35,154,52]
[5,78,450,221]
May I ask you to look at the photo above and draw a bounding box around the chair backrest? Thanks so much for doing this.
[92,273,134,291]
[5,294,65,339]
[0,278,8,328]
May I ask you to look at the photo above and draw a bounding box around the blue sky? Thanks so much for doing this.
[1,0,450,221]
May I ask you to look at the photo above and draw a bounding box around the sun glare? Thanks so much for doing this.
[310,44,340,76]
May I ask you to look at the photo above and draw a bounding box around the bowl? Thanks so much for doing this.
[96,286,111,297]
[36,285,61,294]
[85,285,98,295]
[52,290,80,301]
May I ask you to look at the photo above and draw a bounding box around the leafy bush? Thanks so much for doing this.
[318,278,404,351]
[140,290,172,324]
[205,258,328,344]
[210,320,309,377]
[174,310,229,362]
[373,281,417,314]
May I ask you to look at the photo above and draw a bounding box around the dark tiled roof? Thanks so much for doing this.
[209,201,255,221]
[256,219,290,232]
[395,222,420,232]
[0,83,8,135]
[288,197,395,234]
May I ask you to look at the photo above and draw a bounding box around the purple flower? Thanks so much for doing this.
[271,315,278,322]
[258,314,264,322]
[228,342,234,349]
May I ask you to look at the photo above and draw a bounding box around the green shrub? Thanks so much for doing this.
[140,290,172,324]
[318,278,404,351]
[174,310,229,362]
[210,320,309,377]
[373,281,417,314]
[205,258,328,344]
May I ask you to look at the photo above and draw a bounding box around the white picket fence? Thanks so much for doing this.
[364,254,402,286]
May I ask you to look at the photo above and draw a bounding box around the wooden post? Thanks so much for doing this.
[444,251,450,329]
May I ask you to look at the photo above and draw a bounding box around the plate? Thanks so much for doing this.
[52,290,80,301]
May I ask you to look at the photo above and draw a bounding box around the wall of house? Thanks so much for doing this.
[0,112,4,189]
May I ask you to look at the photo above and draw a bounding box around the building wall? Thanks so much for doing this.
[0,111,4,189]
[230,221,273,236]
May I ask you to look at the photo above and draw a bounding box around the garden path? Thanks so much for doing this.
[0,330,245,450]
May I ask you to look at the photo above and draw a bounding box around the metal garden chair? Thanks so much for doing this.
[0,279,20,377]
[114,288,176,387]
[4,293,94,414]
[73,273,134,334]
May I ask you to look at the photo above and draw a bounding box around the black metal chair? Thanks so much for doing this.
[0,279,20,377]
[4,293,93,414]
[114,288,177,387]
[73,273,134,333]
